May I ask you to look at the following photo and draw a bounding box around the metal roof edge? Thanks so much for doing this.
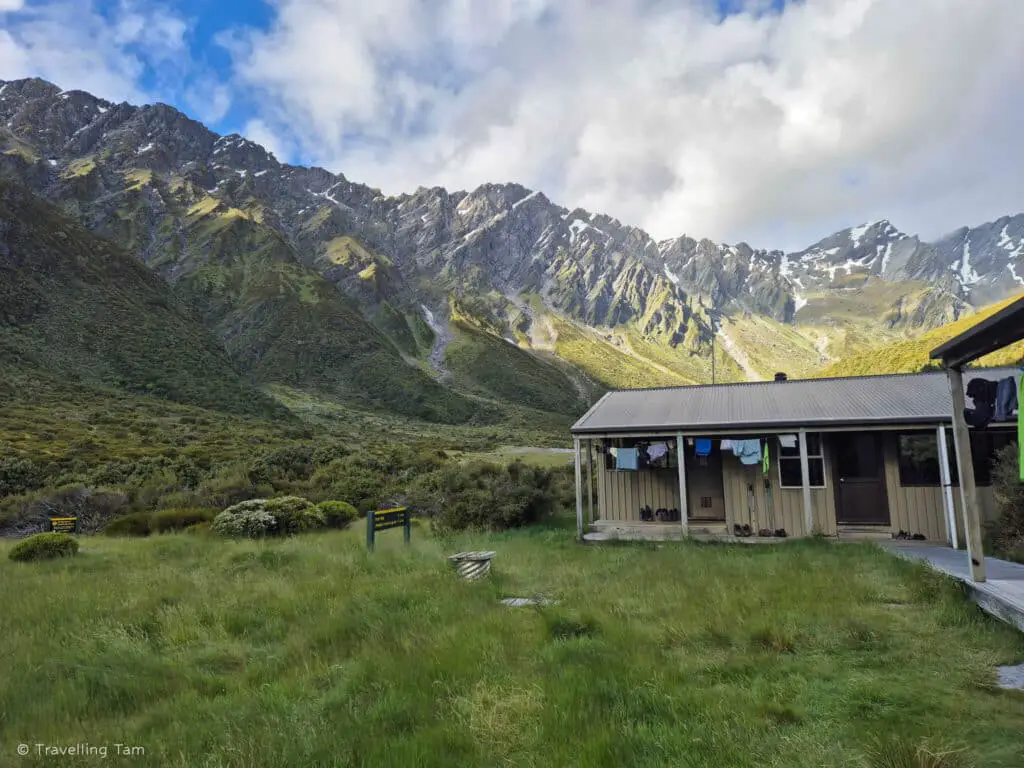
[569,390,614,432]
[570,414,956,435]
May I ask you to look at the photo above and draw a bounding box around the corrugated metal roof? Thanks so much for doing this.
[571,368,1020,434]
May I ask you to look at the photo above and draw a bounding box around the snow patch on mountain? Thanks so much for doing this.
[848,223,871,247]
[664,265,680,285]
[958,239,981,285]
[512,190,539,210]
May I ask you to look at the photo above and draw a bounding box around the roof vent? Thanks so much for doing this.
[774,372,788,382]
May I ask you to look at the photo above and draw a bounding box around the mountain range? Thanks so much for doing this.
[1,76,1023,424]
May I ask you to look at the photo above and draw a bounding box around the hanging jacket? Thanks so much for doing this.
[965,377,998,428]
[995,376,1018,422]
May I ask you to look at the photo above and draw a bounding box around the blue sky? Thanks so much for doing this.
[0,0,1021,250]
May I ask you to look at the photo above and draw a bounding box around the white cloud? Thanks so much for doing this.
[242,118,288,164]
[229,0,1024,250]
[0,0,26,11]
[0,0,189,104]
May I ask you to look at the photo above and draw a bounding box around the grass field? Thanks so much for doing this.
[3,530,1024,767]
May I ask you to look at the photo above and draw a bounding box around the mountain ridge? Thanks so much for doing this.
[2,75,1022,406]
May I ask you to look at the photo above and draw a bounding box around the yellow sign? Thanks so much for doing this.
[49,517,78,533]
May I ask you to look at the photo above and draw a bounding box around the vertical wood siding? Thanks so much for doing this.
[596,439,835,535]
[595,458,680,521]
[882,434,999,544]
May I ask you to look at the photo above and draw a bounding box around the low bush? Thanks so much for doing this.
[990,444,1024,561]
[316,500,358,529]
[408,460,562,533]
[151,507,215,533]
[0,458,44,497]
[212,505,276,538]
[103,512,153,537]
[211,497,324,538]
[9,532,79,562]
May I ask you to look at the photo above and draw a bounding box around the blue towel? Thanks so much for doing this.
[616,447,638,470]
[694,438,712,456]
[731,439,762,465]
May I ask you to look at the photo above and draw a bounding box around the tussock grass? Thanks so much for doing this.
[2,534,1023,767]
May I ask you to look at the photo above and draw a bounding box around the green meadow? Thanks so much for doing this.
[3,529,1023,768]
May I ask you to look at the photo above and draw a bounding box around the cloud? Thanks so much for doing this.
[0,0,190,104]
[228,0,1024,249]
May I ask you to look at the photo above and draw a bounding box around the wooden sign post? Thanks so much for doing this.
[366,507,413,551]
[47,517,79,534]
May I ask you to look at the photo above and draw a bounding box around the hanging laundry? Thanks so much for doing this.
[762,443,770,474]
[995,376,1018,422]
[731,439,762,465]
[720,439,733,451]
[616,447,638,470]
[646,443,668,462]
[695,438,712,456]
[777,434,797,449]
[965,377,998,427]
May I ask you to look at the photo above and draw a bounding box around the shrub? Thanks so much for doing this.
[264,496,325,534]
[0,458,44,497]
[990,443,1024,561]
[316,500,358,529]
[151,507,214,533]
[212,505,277,538]
[185,522,213,536]
[103,512,153,537]
[408,459,560,533]
[212,496,324,537]
[9,532,79,562]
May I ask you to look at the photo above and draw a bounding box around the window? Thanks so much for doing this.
[778,433,826,488]
[898,428,1016,488]
[898,432,945,486]
[968,429,1016,487]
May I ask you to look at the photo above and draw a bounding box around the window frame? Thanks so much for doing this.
[777,433,827,489]
[896,431,946,488]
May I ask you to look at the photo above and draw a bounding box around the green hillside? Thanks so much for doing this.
[0,180,282,419]
[817,292,1024,377]
[444,321,590,415]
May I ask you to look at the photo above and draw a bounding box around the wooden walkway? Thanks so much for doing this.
[884,543,1024,632]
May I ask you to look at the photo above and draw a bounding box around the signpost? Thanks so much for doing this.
[366,507,414,551]
[47,517,79,534]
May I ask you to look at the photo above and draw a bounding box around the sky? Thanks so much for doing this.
[0,0,1022,251]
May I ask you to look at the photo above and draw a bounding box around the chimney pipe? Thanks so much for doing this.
[774,372,788,382]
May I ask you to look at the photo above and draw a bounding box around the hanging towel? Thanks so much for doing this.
[720,439,733,451]
[646,443,668,462]
[616,447,638,470]
[778,434,797,449]
[731,439,762,465]
[762,442,770,474]
[995,376,1018,422]
[695,438,712,456]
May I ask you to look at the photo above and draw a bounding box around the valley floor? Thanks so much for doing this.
[2,529,1024,767]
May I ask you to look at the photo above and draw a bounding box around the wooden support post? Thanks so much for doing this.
[586,439,595,525]
[676,433,688,537]
[798,430,813,535]
[574,437,584,542]
[937,424,958,549]
[947,367,986,582]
